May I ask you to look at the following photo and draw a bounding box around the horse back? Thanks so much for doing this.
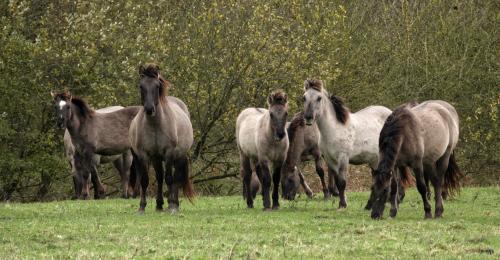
[236,108,266,157]
[93,106,141,155]
[412,101,459,161]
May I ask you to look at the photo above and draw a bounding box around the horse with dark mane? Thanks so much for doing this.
[281,112,339,200]
[129,63,194,213]
[51,91,140,199]
[236,90,289,210]
[63,106,134,199]
[301,79,395,209]
[371,100,462,219]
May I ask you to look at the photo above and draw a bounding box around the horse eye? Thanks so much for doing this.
[317,96,322,101]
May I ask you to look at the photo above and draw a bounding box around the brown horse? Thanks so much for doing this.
[281,112,339,200]
[129,64,194,213]
[52,91,140,199]
[371,100,462,219]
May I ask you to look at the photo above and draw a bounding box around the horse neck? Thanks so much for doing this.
[260,112,274,140]
[315,97,350,141]
[284,126,304,168]
[145,99,175,127]
[378,135,403,173]
[66,104,87,146]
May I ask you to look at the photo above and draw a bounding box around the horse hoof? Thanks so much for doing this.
[263,208,272,212]
[389,209,398,218]
[371,213,383,220]
[168,208,178,214]
[137,209,145,215]
[339,202,347,208]
[424,213,433,219]
[272,206,279,210]
[156,207,164,212]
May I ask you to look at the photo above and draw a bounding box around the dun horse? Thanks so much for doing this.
[302,79,394,209]
[52,91,140,199]
[236,90,289,210]
[281,112,339,200]
[63,105,134,199]
[129,64,194,213]
[371,100,462,219]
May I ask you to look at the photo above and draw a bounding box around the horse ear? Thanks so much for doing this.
[267,93,273,106]
[138,65,146,77]
[50,91,56,98]
[304,80,311,90]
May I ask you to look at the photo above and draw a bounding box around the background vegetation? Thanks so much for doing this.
[0,0,497,201]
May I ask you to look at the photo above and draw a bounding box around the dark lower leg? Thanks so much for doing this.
[416,167,432,218]
[327,168,339,197]
[260,164,272,210]
[315,162,328,199]
[272,166,281,209]
[152,159,164,210]
[334,165,347,208]
[389,177,399,218]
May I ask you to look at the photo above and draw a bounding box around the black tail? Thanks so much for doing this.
[443,153,463,198]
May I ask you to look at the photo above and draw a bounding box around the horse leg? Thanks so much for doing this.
[259,162,272,211]
[389,175,399,218]
[90,162,106,199]
[415,164,432,219]
[434,152,451,218]
[152,158,164,211]
[74,152,91,200]
[272,165,281,210]
[169,156,188,213]
[335,159,348,208]
[133,153,149,213]
[327,168,339,197]
[112,156,127,199]
[365,168,376,210]
[297,167,313,198]
[240,155,253,208]
[122,151,133,198]
[313,154,328,199]
[397,167,408,203]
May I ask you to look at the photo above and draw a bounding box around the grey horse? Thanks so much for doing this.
[129,64,194,213]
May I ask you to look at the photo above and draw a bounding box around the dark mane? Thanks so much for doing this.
[377,107,415,173]
[304,79,323,91]
[287,112,305,143]
[329,95,350,124]
[268,89,288,106]
[139,63,170,103]
[71,97,95,119]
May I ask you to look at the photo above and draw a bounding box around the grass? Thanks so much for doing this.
[0,187,499,259]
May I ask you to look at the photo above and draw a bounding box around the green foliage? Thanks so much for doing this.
[0,0,497,200]
[0,187,499,258]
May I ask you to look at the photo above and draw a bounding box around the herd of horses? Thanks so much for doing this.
[51,63,463,219]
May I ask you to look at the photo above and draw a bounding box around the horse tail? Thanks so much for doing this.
[400,167,415,190]
[443,152,463,198]
[183,157,196,203]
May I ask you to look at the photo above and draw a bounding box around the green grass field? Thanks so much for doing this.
[0,187,498,259]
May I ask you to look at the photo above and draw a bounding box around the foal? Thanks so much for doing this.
[371,100,462,219]
[52,91,140,199]
[281,112,338,200]
[302,79,392,209]
[129,64,194,213]
[236,90,289,210]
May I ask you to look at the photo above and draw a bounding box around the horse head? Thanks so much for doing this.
[267,90,288,141]
[138,63,170,116]
[303,79,325,125]
[51,90,73,129]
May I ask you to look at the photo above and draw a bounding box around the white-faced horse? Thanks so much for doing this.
[236,90,289,210]
[302,79,392,209]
